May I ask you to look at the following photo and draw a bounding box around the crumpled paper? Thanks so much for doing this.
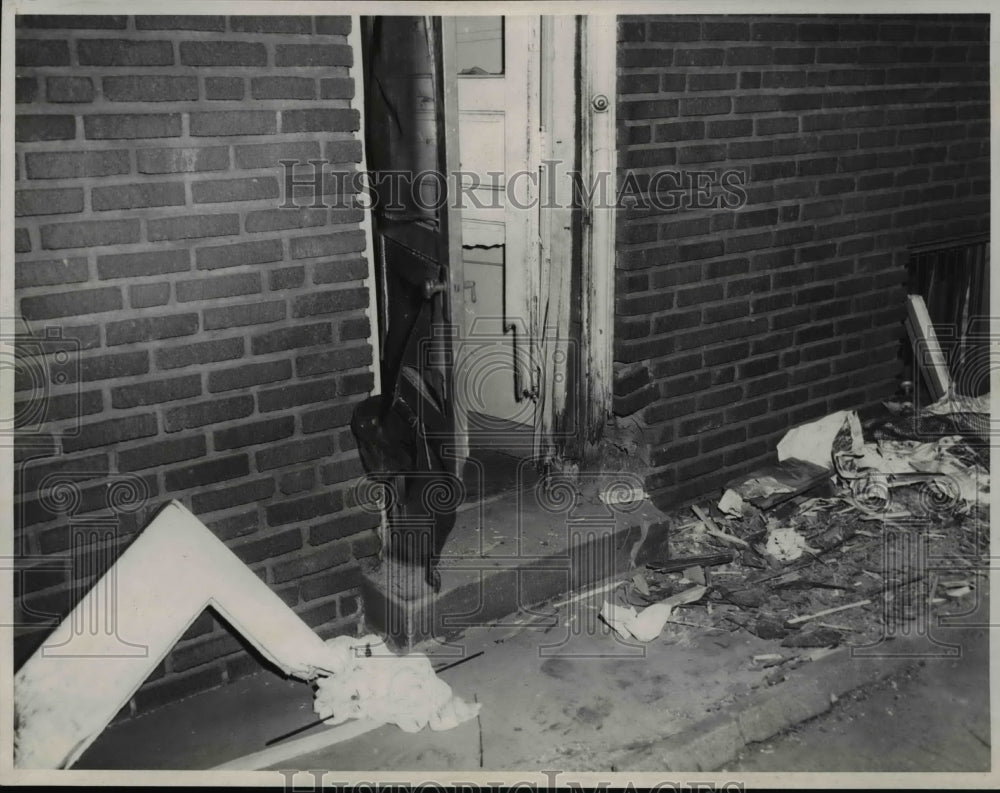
[718,488,747,518]
[764,526,819,562]
[923,390,989,416]
[776,410,852,469]
[313,635,481,733]
[599,585,707,642]
[831,411,988,509]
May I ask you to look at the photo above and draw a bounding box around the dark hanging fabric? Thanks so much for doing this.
[351,393,458,594]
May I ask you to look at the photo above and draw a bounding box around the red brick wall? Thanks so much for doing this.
[13,14,379,715]
[613,14,989,506]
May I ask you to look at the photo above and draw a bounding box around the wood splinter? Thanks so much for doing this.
[787,599,872,626]
[691,504,750,549]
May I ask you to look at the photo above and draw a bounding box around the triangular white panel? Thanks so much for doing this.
[15,500,338,769]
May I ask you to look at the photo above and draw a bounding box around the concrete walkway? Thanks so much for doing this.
[725,612,991,772]
[77,573,990,777]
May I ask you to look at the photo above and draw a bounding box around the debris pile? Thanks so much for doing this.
[599,397,989,656]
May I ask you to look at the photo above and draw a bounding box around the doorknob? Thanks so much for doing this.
[422,279,476,302]
[423,279,447,300]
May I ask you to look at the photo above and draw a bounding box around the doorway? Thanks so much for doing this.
[454,15,539,478]
[358,15,584,508]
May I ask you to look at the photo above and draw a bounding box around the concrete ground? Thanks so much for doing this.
[724,604,991,773]
[77,574,991,779]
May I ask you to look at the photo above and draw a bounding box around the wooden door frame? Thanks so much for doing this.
[433,15,470,468]
[535,15,577,460]
[578,15,618,447]
[349,15,382,400]
[533,14,618,462]
[351,14,618,463]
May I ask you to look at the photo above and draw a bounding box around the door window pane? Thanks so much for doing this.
[456,16,504,75]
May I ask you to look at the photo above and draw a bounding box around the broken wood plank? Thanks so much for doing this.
[213,718,384,771]
[645,551,735,572]
[723,458,832,510]
[905,294,951,400]
[691,504,750,548]
[787,599,872,626]
[551,578,622,609]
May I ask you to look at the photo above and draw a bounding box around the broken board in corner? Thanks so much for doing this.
[724,458,833,512]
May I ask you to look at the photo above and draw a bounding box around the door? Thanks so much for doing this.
[356,17,466,590]
[454,16,541,436]
[360,16,467,473]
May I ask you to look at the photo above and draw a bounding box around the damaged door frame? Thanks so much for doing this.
[351,15,382,402]
[350,13,618,466]
[534,15,577,460]
[522,14,619,463]
[578,15,618,450]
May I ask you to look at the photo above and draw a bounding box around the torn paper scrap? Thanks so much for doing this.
[834,427,989,508]
[600,482,650,506]
[599,601,643,640]
[764,526,818,563]
[738,476,795,501]
[923,390,989,416]
[599,585,707,642]
[313,635,480,734]
[430,693,483,731]
[718,488,746,518]
[776,410,852,469]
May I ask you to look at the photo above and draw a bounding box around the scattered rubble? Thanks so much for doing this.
[763,525,816,562]
[599,585,708,642]
[596,397,990,661]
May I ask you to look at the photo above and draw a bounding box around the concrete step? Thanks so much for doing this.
[360,477,672,650]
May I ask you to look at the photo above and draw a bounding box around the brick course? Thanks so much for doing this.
[15,14,372,718]
[615,14,989,507]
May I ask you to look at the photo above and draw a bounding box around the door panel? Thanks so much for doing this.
[502,17,542,407]
[455,17,541,431]
[356,17,466,592]
[457,79,505,233]
[361,16,467,473]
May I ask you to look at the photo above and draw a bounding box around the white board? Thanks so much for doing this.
[14,500,338,770]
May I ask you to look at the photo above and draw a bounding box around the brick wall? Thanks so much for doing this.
[13,14,380,716]
[613,14,989,507]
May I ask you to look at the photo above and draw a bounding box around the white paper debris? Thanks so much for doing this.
[836,422,988,509]
[776,410,852,469]
[599,482,650,506]
[739,476,795,500]
[313,635,480,734]
[718,488,746,518]
[599,601,643,640]
[764,526,817,562]
[599,585,707,642]
[923,390,989,416]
